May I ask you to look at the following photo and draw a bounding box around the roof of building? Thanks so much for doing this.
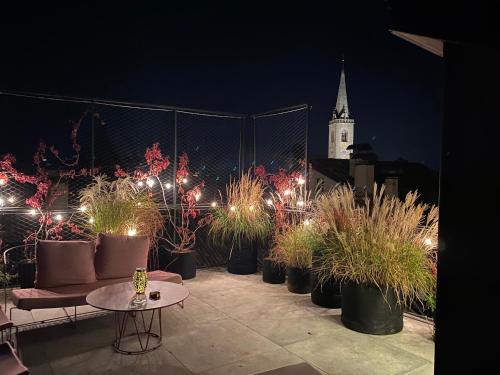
[310,158,352,183]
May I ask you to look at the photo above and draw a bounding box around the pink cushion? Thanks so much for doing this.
[35,240,96,288]
[94,233,150,280]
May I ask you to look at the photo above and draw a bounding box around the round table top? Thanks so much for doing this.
[86,281,189,312]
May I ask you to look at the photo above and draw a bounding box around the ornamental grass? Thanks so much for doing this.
[314,184,438,307]
[273,223,321,269]
[79,175,163,242]
[209,171,271,250]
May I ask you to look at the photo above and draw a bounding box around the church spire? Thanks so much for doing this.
[334,57,350,119]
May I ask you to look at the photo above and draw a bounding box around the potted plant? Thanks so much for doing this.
[209,171,271,275]
[113,146,208,280]
[79,175,163,244]
[276,222,319,294]
[256,166,311,284]
[317,184,438,335]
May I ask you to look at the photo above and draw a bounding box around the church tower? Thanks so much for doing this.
[328,60,355,159]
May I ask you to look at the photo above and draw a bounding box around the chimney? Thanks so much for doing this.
[348,144,377,197]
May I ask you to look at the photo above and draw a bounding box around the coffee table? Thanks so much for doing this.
[86,280,189,355]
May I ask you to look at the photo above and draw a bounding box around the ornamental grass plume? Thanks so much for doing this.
[209,171,271,251]
[79,175,163,243]
[314,183,438,307]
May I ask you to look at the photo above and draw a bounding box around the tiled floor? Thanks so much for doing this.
[3,268,435,374]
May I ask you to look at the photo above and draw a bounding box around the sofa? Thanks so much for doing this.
[10,234,182,312]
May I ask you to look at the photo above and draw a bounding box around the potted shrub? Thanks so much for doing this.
[209,172,271,275]
[317,184,438,335]
[276,223,319,294]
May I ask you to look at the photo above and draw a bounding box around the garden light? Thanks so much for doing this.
[424,238,433,246]
[195,192,201,201]
[304,219,312,226]
[0,198,4,206]
[55,214,63,221]
[284,189,291,196]
[137,181,144,187]
[211,201,217,207]
[182,177,188,184]
[230,205,236,212]
[249,205,254,211]
[266,199,273,206]
[7,196,15,204]
[127,228,137,236]
[297,177,305,185]
[28,209,37,216]
[165,182,172,189]
[146,179,155,188]
[79,205,87,212]
[297,200,304,207]
[89,217,95,224]
[0,179,6,186]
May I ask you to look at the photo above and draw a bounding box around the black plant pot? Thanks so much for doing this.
[228,244,257,275]
[341,282,403,335]
[286,267,311,294]
[164,250,197,280]
[262,258,286,284]
[311,273,342,308]
[19,261,36,289]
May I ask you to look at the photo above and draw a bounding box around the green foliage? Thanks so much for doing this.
[274,223,321,269]
[314,184,438,307]
[209,172,272,250]
[79,176,163,242]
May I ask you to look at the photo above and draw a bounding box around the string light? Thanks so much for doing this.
[0,198,4,206]
[297,177,305,185]
[304,219,312,226]
[127,228,137,236]
[137,181,144,187]
[28,209,37,216]
[266,199,273,206]
[137,202,142,207]
[165,182,172,189]
[284,189,291,196]
[424,238,433,246]
[55,214,63,221]
[89,217,95,224]
[195,192,201,201]
[7,196,15,204]
[146,179,155,188]
[211,201,217,207]
[79,205,87,212]
[230,206,236,212]
[249,205,254,211]
[0,178,7,186]
[297,200,304,207]
[182,177,188,184]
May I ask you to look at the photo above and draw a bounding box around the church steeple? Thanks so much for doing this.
[328,57,355,159]
[334,58,350,119]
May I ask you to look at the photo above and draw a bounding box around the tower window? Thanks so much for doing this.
[341,129,348,142]
[331,131,335,143]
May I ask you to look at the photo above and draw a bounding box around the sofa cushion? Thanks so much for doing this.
[11,271,182,310]
[94,233,150,280]
[35,240,96,288]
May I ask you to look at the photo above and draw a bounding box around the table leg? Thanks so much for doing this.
[113,309,162,355]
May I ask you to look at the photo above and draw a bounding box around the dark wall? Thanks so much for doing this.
[435,42,500,373]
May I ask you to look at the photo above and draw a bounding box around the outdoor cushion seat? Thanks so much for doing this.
[0,342,29,375]
[12,270,182,311]
[0,307,13,331]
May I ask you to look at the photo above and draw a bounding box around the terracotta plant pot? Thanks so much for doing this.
[341,282,403,335]
[286,266,311,294]
[262,257,286,284]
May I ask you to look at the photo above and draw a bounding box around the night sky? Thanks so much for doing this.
[0,2,443,169]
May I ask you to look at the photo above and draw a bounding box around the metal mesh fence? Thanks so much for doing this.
[1,92,308,281]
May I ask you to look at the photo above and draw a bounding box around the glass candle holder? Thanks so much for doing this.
[132,267,148,295]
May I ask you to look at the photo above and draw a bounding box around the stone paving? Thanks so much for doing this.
[4,268,435,374]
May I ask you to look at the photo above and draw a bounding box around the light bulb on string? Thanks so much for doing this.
[7,196,15,204]
[165,182,172,189]
[146,179,155,188]
[211,201,217,207]
[137,181,144,188]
